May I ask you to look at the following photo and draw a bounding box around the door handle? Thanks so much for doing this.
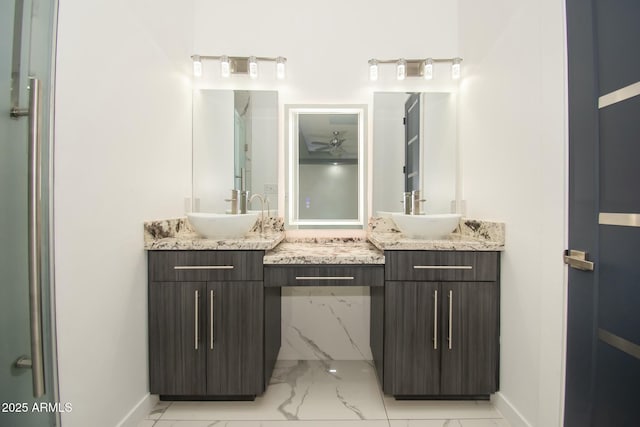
[563,250,594,271]
[12,78,46,398]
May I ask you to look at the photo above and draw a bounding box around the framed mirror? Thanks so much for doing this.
[372,92,458,215]
[286,105,367,228]
[192,90,278,214]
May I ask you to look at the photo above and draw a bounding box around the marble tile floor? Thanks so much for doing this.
[139,361,510,427]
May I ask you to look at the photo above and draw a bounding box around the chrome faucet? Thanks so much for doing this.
[411,190,426,215]
[249,193,270,234]
[402,190,426,215]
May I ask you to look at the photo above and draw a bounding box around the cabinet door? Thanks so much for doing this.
[440,282,499,395]
[149,282,206,395]
[384,281,440,395]
[206,281,264,396]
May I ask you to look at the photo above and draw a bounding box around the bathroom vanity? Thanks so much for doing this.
[144,217,504,401]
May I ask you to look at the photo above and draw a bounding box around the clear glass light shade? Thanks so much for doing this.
[220,55,231,78]
[423,58,433,80]
[248,56,258,79]
[368,59,378,81]
[451,58,461,79]
[276,56,286,80]
[192,55,202,77]
[396,59,406,81]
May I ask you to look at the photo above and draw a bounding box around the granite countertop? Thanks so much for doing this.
[264,238,385,265]
[144,217,285,250]
[367,217,505,251]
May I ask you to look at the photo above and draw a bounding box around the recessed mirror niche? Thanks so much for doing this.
[192,90,278,215]
[286,105,367,229]
[372,92,458,216]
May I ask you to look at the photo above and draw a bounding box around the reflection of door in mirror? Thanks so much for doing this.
[373,92,458,216]
[405,93,421,193]
[192,90,278,215]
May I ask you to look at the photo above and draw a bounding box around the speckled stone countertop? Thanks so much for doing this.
[367,217,505,251]
[144,217,285,250]
[264,237,385,265]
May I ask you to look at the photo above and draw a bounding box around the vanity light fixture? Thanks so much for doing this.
[423,58,433,80]
[248,56,258,79]
[192,55,202,77]
[276,56,287,80]
[190,54,287,80]
[220,55,231,78]
[396,59,407,81]
[368,59,379,81]
[451,57,462,79]
[367,57,463,81]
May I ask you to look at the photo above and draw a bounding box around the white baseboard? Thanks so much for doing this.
[493,392,533,427]
[115,393,158,427]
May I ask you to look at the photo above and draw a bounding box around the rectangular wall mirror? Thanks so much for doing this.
[372,92,458,216]
[286,105,367,229]
[192,90,278,215]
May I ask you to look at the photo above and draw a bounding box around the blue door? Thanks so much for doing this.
[565,1,640,425]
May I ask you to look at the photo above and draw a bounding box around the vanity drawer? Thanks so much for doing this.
[385,251,499,282]
[148,250,264,282]
[264,265,384,287]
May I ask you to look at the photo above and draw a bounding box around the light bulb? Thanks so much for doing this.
[396,59,406,81]
[248,56,258,79]
[220,55,230,78]
[423,58,433,80]
[192,55,202,77]
[369,59,378,81]
[451,57,461,80]
[276,57,286,80]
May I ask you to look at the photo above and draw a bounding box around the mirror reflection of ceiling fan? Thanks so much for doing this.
[311,130,347,156]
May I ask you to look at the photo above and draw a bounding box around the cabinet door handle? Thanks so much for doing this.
[414,265,472,270]
[448,290,453,350]
[194,290,200,350]
[295,276,355,280]
[174,265,234,270]
[433,290,438,350]
[210,290,215,350]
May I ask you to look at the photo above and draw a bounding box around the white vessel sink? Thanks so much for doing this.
[187,212,258,239]
[391,213,462,239]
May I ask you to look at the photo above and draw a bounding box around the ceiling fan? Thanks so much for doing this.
[311,130,346,155]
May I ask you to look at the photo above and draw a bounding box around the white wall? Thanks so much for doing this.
[54,0,193,426]
[458,1,567,426]
[299,164,359,220]
[193,90,234,213]
[192,0,462,218]
[250,91,279,212]
[422,92,458,214]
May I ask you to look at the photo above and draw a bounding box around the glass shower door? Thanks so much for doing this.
[1,0,57,426]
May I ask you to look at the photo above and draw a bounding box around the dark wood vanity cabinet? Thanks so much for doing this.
[148,250,275,399]
[372,251,500,398]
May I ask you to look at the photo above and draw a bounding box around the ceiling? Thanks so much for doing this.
[298,113,359,163]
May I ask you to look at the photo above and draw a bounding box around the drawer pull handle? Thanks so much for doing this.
[295,276,355,280]
[174,265,235,270]
[433,290,438,350]
[194,290,199,350]
[413,265,473,270]
[210,290,215,350]
[448,290,453,350]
